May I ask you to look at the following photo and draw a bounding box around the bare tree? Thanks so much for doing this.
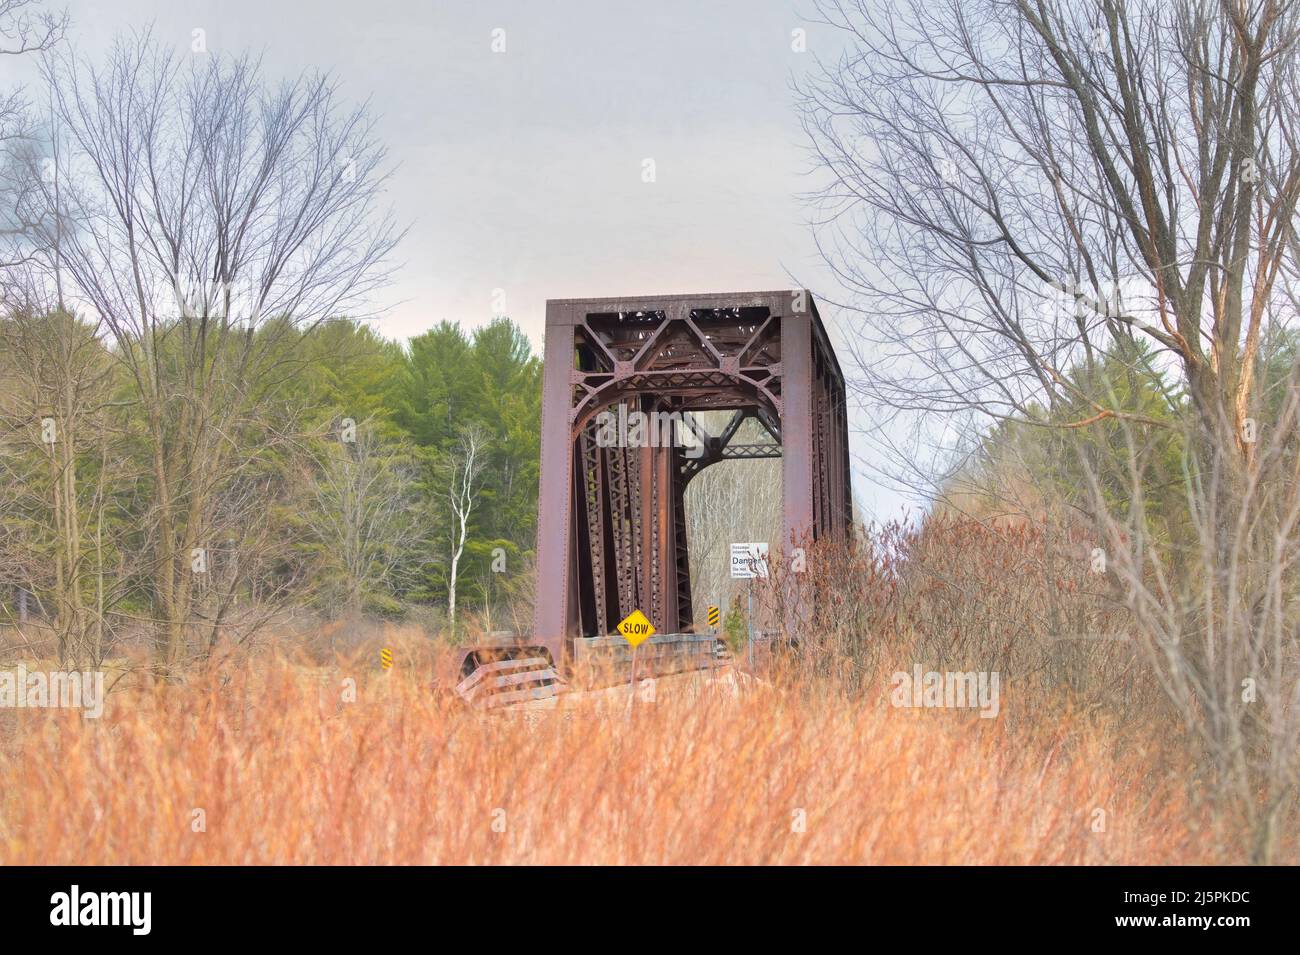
[0,0,66,279]
[800,0,1300,858]
[800,0,1300,483]
[0,1,80,657]
[21,33,402,674]
[300,423,426,620]
[0,308,126,667]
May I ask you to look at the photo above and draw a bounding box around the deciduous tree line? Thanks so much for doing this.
[0,11,541,672]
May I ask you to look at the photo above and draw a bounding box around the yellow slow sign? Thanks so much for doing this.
[617,609,655,648]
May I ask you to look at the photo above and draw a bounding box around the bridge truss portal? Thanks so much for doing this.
[532,290,851,667]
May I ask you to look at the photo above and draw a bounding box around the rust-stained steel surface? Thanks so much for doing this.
[532,291,851,669]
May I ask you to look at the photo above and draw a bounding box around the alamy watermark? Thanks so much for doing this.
[594,406,704,459]
[50,885,150,935]
[0,666,105,719]
[890,664,1000,719]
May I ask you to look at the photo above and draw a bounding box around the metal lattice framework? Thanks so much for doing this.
[533,291,851,666]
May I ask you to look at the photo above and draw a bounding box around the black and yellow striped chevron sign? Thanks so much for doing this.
[707,605,720,629]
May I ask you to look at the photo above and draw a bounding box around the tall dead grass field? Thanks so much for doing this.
[0,651,1248,865]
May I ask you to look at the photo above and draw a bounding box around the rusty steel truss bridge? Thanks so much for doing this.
[455,290,852,705]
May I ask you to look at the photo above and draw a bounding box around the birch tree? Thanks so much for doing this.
[443,424,487,636]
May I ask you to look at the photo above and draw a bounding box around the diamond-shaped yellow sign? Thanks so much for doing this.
[617,609,656,648]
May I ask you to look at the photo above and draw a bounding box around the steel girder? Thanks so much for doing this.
[533,291,851,667]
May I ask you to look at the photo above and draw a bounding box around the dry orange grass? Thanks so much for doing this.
[0,654,1234,865]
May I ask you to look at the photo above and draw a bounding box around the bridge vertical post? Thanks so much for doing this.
[779,297,815,640]
[533,302,576,666]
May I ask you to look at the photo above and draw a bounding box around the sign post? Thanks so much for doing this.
[729,543,768,669]
[706,604,721,670]
[617,609,655,703]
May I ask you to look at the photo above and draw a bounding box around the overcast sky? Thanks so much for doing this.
[14,0,917,520]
